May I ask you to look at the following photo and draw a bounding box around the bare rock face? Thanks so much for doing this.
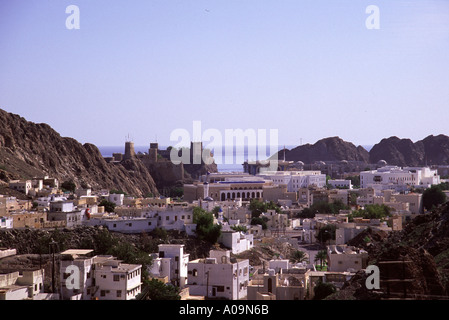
[282,136,370,163]
[369,136,426,167]
[369,134,449,166]
[0,108,158,197]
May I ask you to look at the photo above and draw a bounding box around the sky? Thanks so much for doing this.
[1,0,449,150]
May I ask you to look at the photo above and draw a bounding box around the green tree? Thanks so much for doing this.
[313,281,336,300]
[193,207,222,243]
[249,199,281,218]
[290,250,308,264]
[143,278,181,300]
[61,180,76,193]
[230,225,247,233]
[350,204,391,219]
[423,185,447,211]
[314,250,328,269]
[316,224,336,246]
[99,199,116,213]
[250,216,268,230]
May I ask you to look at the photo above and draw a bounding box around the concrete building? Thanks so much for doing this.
[94,258,142,300]
[360,166,440,191]
[218,231,254,254]
[247,267,306,300]
[149,244,190,287]
[184,178,273,203]
[47,201,85,228]
[187,250,250,300]
[328,179,353,189]
[0,269,46,300]
[327,245,368,272]
[60,249,142,300]
[0,216,13,229]
[8,180,32,195]
[257,171,327,192]
[84,206,196,235]
[108,193,125,206]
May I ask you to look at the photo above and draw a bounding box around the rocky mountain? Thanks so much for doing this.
[271,134,449,167]
[369,134,449,167]
[335,201,449,299]
[280,136,370,163]
[369,136,426,167]
[0,108,159,197]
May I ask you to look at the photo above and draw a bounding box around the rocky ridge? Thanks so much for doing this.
[275,134,449,166]
[0,108,158,196]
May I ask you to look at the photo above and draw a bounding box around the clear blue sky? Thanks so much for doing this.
[1,0,448,148]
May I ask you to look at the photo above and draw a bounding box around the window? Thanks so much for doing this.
[101,290,106,297]
[117,290,122,298]
[192,269,198,277]
[113,274,120,281]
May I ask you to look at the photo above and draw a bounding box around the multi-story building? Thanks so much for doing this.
[8,180,32,195]
[257,171,326,192]
[360,166,440,191]
[47,201,85,228]
[247,267,306,300]
[0,269,46,300]
[149,244,190,287]
[60,249,142,300]
[187,250,250,300]
[184,178,273,202]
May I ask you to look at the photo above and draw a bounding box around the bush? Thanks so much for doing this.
[193,207,222,243]
[423,185,447,211]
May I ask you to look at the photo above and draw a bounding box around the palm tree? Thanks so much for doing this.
[289,250,308,264]
[315,250,328,270]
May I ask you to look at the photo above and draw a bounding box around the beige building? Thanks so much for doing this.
[184,179,273,203]
[0,269,46,300]
[247,269,306,300]
[327,245,368,272]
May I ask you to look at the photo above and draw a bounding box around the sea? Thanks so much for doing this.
[98,144,374,173]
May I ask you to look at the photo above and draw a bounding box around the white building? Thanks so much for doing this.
[94,258,142,300]
[8,180,32,195]
[0,269,46,300]
[60,249,142,300]
[257,171,326,192]
[149,244,190,287]
[108,193,125,206]
[86,216,159,234]
[84,207,196,235]
[218,231,254,254]
[187,250,250,300]
[47,201,85,228]
[0,216,13,229]
[360,166,440,191]
[328,179,352,189]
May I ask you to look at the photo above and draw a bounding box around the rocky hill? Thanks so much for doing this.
[369,134,449,167]
[279,137,370,163]
[0,108,159,197]
[332,201,449,299]
[272,134,449,167]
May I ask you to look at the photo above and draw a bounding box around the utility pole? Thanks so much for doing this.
[49,240,58,294]
[206,270,209,299]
